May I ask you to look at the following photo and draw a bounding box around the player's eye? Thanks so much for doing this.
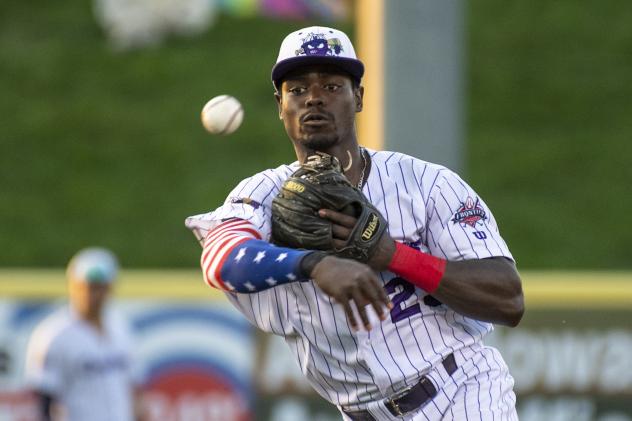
[324,84,340,92]
[288,86,306,95]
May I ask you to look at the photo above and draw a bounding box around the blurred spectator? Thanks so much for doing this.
[24,248,143,421]
[260,0,350,20]
[92,0,350,51]
[93,0,217,50]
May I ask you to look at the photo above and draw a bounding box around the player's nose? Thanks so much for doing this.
[305,86,325,107]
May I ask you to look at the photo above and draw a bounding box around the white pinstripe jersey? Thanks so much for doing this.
[186,149,514,408]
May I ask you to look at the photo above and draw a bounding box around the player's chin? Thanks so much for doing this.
[299,131,339,150]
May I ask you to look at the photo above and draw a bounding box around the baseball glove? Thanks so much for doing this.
[271,152,387,263]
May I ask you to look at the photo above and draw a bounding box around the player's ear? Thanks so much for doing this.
[354,85,364,112]
[274,91,283,120]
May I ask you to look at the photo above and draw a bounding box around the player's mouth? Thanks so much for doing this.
[301,112,331,128]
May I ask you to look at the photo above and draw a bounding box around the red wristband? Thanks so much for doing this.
[387,242,447,293]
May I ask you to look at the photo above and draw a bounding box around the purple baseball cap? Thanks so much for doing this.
[271,26,365,89]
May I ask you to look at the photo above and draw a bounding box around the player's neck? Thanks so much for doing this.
[78,310,104,331]
[85,316,104,332]
[297,144,367,188]
[344,147,369,189]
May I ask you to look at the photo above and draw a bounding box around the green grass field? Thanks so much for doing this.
[467,1,632,269]
[1,0,630,268]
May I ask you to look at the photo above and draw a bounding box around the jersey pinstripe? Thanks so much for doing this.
[186,149,515,411]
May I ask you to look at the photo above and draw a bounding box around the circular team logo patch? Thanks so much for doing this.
[451,196,487,228]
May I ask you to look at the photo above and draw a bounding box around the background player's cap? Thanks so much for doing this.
[271,26,364,89]
[66,247,119,284]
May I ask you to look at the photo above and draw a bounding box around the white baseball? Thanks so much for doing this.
[200,95,244,135]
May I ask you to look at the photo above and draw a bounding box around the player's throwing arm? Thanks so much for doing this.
[197,217,390,330]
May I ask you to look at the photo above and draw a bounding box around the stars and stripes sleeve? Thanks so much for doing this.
[201,218,310,293]
[425,171,514,261]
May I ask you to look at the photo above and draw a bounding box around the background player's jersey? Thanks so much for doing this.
[186,149,514,407]
[25,306,137,421]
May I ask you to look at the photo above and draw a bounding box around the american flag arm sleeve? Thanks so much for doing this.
[201,218,310,292]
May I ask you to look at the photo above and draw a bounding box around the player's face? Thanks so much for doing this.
[276,65,363,152]
[69,280,111,319]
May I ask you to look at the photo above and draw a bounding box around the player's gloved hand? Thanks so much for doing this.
[317,208,396,272]
[271,152,388,264]
[309,255,393,331]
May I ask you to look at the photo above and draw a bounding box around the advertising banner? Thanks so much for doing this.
[1,270,631,420]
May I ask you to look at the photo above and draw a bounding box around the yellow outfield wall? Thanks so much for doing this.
[1,269,631,308]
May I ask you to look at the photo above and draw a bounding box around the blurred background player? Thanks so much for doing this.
[24,247,143,421]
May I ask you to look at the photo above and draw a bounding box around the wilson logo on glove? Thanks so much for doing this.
[284,180,305,193]
[361,213,380,241]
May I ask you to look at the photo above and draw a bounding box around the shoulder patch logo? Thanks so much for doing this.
[451,197,487,227]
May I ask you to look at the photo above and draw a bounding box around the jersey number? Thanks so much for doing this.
[384,277,422,323]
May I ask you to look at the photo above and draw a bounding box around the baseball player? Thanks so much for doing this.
[186,26,524,420]
[24,247,142,421]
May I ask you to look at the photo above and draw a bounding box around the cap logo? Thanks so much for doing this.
[86,267,110,283]
[295,31,343,57]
